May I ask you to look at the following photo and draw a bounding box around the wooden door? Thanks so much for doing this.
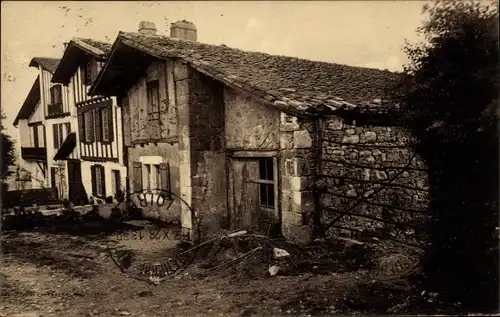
[230,157,280,234]
[50,167,58,199]
[67,160,88,205]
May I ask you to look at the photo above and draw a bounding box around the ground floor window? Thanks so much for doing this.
[133,161,170,194]
[257,157,275,209]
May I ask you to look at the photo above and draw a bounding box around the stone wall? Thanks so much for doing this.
[279,112,318,245]
[224,88,280,151]
[188,70,227,235]
[320,115,429,244]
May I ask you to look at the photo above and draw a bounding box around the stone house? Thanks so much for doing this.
[90,21,428,243]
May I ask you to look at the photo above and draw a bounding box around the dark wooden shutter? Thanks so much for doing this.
[78,113,84,140]
[89,110,95,142]
[159,163,170,192]
[91,165,97,196]
[108,105,114,142]
[50,87,54,104]
[53,124,59,148]
[95,108,101,142]
[100,165,106,198]
[133,162,142,192]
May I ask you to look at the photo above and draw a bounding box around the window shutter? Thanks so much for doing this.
[78,113,84,140]
[53,124,59,148]
[91,166,97,196]
[89,110,95,142]
[95,108,101,142]
[108,105,114,142]
[50,87,55,104]
[33,126,39,147]
[159,163,170,192]
[133,162,143,192]
[100,166,106,198]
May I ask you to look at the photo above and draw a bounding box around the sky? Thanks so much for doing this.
[1,0,429,141]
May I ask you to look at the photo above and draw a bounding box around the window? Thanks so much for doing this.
[154,164,161,190]
[112,170,121,195]
[91,165,105,198]
[132,161,170,194]
[53,123,69,149]
[31,125,40,147]
[257,158,275,209]
[83,59,97,86]
[50,85,62,105]
[146,80,160,120]
[145,164,152,191]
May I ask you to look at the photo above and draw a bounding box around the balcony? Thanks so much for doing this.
[21,147,47,161]
[47,103,68,119]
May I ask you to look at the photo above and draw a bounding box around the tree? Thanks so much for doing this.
[1,111,15,182]
[396,1,499,313]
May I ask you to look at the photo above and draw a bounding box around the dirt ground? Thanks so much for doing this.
[0,220,433,317]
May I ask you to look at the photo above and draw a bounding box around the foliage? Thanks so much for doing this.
[1,111,15,188]
[396,0,499,313]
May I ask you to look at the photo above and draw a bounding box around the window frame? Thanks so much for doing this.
[146,79,160,120]
[256,158,275,209]
[49,85,63,105]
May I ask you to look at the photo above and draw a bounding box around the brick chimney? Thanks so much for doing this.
[170,20,197,41]
[138,21,157,35]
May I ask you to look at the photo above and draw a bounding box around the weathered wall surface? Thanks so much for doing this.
[320,115,429,243]
[188,70,227,234]
[125,58,181,222]
[127,142,181,221]
[224,88,280,150]
[127,59,178,143]
[279,112,318,245]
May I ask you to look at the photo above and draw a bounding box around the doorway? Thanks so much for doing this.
[67,160,88,205]
[229,156,280,234]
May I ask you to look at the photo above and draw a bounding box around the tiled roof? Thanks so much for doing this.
[112,32,402,116]
[52,38,112,84]
[72,38,112,57]
[29,57,60,74]
[13,76,40,126]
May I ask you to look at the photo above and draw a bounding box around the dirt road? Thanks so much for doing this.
[0,221,426,317]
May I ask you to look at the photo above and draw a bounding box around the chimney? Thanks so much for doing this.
[170,20,197,41]
[138,21,157,35]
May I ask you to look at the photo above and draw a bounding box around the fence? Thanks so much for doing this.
[2,187,61,209]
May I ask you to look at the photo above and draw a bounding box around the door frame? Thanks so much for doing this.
[227,150,281,232]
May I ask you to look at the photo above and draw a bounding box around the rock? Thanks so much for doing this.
[273,248,291,259]
[269,265,280,276]
[293,130,312,149]
[119,311,131,316]
[346,189,357,197]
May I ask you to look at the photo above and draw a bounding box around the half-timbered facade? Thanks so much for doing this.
[27,57,78,200]
[52,38,126,202]
[13,76,49,190]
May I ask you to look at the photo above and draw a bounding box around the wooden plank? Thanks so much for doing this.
[232,150,278,158]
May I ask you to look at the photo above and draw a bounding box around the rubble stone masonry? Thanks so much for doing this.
[319,115,429,243]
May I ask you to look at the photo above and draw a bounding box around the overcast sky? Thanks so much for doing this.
[1,0,429,140]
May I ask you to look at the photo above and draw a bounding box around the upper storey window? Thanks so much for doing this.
[83,59,97,86]
[49,85,62,105]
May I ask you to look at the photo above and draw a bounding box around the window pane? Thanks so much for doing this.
[267,184,275,207]
[259,159,266,180]
[259,183,268,206]
[266,158,274,181]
